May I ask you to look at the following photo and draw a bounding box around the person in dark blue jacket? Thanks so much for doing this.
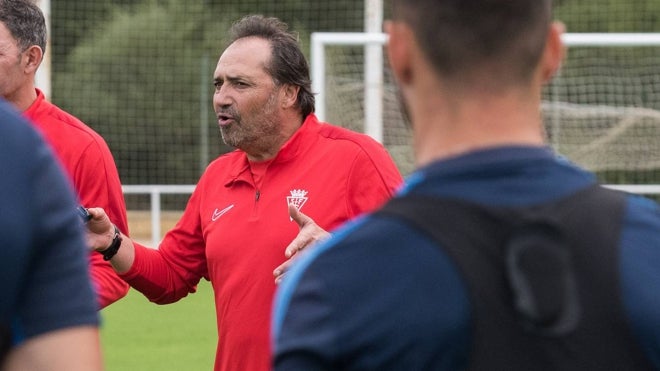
[272,0,660,370]
[0,99,102,370]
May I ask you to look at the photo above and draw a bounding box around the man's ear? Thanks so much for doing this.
[385,20,413,85]
[540,21,566,83]
[22,45,43,74]
[280,84,300,109]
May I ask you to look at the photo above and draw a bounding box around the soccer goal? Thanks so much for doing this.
[311,32,660,194]
[311,32,415,174]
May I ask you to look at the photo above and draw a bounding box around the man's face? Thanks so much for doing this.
[212,37,282,153]
[0,22,27,101]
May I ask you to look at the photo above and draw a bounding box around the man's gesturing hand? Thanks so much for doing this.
[273,203,331,284]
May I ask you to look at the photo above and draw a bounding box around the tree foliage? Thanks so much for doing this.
[555,0,660,32]
[54,0,233,184]
[50,0,660,185]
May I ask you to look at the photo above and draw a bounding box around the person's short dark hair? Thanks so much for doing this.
[228,15,315,118]
[0,0,47,55]
[391,0,553,88]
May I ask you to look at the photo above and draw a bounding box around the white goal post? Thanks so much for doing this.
[311,32,389,142]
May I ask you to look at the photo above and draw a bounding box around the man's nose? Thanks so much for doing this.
[213,87,232,110]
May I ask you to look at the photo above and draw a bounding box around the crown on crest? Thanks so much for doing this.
[289,189,308,198]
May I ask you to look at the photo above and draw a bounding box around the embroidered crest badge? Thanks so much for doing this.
[287,189,308,220]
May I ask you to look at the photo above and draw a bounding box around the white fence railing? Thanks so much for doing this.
[123,184,195,247]
[124,184,659,248]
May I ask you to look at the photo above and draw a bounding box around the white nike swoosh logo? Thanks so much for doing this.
[211,204,234,221]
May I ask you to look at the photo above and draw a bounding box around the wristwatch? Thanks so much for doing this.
[99,225,122,261]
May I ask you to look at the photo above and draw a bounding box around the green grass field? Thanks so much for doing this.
[100,280,216,370]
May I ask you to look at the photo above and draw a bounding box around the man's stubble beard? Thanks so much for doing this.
[219,91,280,151]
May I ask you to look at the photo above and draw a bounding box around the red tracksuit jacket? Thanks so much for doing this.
[121,114,403,370]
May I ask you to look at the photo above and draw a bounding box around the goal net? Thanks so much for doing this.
[545,34,660,181]
[313,32,660,186]
[312,33,415,175]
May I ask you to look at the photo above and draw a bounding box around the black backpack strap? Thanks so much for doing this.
[378,190,581,334]
[376,185,653,370]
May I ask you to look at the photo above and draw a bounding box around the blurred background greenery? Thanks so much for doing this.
[46,0,660,205]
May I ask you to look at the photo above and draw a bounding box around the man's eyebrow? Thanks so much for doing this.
[215,75,251,83]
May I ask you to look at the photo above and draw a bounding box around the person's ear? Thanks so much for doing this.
[540,21,566,83]
[280,84,300,109]
[22,45,43,75]
[385,20,414,85]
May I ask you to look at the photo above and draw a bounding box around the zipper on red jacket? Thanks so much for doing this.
[250,188,261,218]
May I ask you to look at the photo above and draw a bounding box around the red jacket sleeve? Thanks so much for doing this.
[119,184,208,304]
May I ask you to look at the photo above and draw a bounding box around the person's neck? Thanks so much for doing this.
[5,84,37,112]
[244,112,305,162]
[412,88,545,167]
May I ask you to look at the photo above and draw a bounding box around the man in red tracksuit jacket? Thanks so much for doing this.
[0,0,129,308]
[85,15,403,371]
